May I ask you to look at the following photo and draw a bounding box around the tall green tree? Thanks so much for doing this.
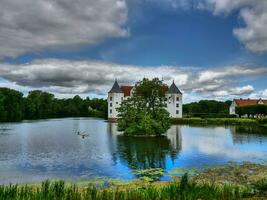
[117,78,170,136]
[0,87,108,122]
[0,88,24,122]
[24,90,55,119]
[183,100,232,117]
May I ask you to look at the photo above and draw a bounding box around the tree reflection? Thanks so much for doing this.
[230,126,267,144]
[108,123,182,170]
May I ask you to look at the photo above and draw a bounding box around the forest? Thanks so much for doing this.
[0,87,108,122]
[1,87,250,122]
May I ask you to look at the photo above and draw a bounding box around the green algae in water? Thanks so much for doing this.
[168,167,199,176]
[133,168,165,181]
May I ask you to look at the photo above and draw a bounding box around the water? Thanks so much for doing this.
[0,118,267,184]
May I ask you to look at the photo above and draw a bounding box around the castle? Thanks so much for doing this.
[108,79,183,120]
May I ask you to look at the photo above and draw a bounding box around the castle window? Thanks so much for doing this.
[176,103,179,108]
[110,103,112,107]
[176,97,179,101]
[110,109,112,114]
[176,110,179,114]
[110,97,112,101]
[116,102,118,104]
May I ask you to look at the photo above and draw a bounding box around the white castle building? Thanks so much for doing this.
[108,79,183,120]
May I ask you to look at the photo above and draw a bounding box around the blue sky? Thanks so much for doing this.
[0,0,267,102]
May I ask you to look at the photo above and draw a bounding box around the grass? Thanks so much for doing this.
[1,163,267,199]
[171,117,267,127]
[0,176,262,200]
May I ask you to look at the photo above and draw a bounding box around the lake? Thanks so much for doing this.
[0,117,267,184]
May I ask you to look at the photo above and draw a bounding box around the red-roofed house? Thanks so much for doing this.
[229,98,267,115]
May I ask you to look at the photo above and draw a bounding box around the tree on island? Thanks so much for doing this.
[117,78,170,136]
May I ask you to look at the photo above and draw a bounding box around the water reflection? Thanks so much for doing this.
[0,118,267,184]
[230,126,267,144]
[108,123,182,170]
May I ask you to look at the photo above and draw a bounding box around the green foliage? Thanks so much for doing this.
[180,173,189,191]
[172,117,262,126]
[0,178,261,200]
[183,100,232,117]
[0,87,108,122]
[236,105,267,117]
[117,78,170,136]
[133,168,165,181]
[0,87,24,122]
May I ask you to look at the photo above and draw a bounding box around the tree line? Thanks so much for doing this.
[183,100,232,118]
[0,87,108,122]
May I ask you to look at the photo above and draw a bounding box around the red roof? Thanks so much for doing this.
[234,99,267,107]
[121,86,133,97]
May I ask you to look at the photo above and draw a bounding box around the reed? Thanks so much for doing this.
[0,174,264,200]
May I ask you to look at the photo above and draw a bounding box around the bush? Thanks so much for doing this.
[236,105,267,117]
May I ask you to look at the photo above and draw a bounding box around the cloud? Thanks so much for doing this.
[205,0,267,53]
[201,0,267,53]
[213,85,254,97]
[151,0,267,53]
[198,66,267,83]
[248,89,267,99]
[0,59,266,101]
[0,59,188,95]
[0,0,128,58]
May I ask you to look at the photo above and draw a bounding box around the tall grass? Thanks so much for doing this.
[0,175,261,200]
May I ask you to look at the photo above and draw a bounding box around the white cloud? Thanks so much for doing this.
[248,89,267,99]
[0,59,188,95]
[0,59,266,101]
[230,85,254,95]
[0,0,128,58]
[201,0,267,53]
[152,0,267,53]
[213,85,254,97]
[198,66,267,83]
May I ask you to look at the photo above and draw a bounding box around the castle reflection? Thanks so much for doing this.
[107,123,182,170]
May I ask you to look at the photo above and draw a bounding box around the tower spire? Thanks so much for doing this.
[108,79,122,93]
[168,81,182,94]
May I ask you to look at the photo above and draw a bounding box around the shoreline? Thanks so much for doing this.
[171,117,267,128]
[1,162,266,199]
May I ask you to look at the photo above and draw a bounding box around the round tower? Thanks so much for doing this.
[108,79,124,120]
[166,81,183,118]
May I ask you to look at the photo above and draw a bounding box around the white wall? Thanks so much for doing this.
[166,93,183,118]
[229,101,236,115]
[108,92,124,119]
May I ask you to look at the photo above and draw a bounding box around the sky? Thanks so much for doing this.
[0,0,267,103]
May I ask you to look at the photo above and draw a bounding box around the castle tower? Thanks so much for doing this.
[108,79,124,120]
[166,81,183,118]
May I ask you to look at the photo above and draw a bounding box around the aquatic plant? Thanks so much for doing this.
[133,168,165,181]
